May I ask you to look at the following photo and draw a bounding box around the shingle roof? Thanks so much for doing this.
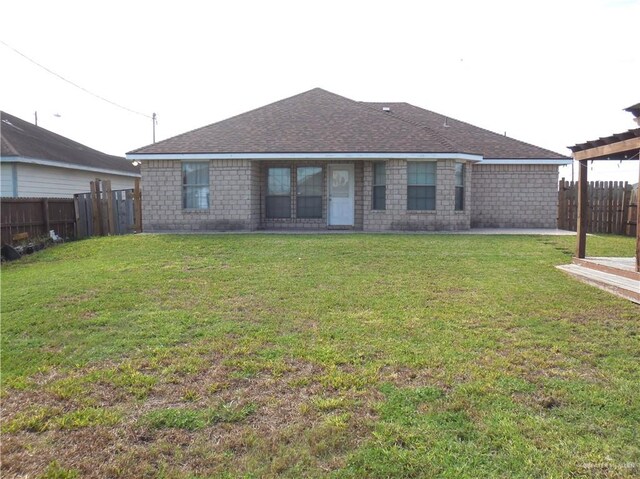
[364,102,567,159]
[1,111,139,174]
[129,88,568,159]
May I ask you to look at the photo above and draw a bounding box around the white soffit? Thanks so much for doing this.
[481,158,572,165]
[126,152,484,161]
[1,156,141,177]
[126,152,571,165]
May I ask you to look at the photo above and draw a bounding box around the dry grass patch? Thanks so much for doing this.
[1,352,379,478]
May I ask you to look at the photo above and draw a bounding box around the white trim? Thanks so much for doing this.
[481,158,572,165]
[1,156,141,177]
[126,152,484,162]
[11,163,18,197]
[126,151,571,165]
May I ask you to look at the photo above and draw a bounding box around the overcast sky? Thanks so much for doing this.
[1,0,638,182]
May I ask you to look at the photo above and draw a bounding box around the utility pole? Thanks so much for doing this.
[34,111,38,126]
[152,113,157,143]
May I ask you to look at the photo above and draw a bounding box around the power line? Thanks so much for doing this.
[0,39,152,119]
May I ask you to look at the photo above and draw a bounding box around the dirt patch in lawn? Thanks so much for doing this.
[1,353,380,478]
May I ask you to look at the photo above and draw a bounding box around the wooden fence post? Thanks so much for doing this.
[90,179,102,236]
[41,198,50,235]
[558,178,566,229]
[103,180,115,235]
[134,178,142,233]
[73,195,80,239]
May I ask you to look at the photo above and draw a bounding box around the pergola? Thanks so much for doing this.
[569,104,640,272]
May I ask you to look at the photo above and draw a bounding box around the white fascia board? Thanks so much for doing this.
[1,156,141,177]
[481,158,572,165]
[126,152,484,162]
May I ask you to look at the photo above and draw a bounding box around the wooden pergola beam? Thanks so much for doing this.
[574,137,640,161]
[637,162,640,272]
[576,160,588,259]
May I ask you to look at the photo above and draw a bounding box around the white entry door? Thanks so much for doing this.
[328,164,355,226]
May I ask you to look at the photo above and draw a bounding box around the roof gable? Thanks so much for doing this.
[128,88,568,160]
[1,111,139,174]
[129,88,458,155]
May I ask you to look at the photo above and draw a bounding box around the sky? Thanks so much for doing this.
[1,0,638,183]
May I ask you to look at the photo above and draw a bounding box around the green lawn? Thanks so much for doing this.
[1,234,638,478]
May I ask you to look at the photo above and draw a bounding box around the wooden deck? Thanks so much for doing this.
[557,257,640,304]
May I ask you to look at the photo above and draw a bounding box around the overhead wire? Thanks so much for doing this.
[0,39,152,119]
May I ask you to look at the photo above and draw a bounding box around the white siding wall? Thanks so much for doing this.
[1,163,16,197]
[10,163,137,198]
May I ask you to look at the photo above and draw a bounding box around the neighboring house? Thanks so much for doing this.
[127,88,571,232]
[1,111,140,198]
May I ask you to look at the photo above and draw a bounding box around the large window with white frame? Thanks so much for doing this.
[266,167,291,218]
[182,162,210,209]
[296,166,323,218]
[407,162,436,210]
[455,163,464,211]
[373,162,386,210]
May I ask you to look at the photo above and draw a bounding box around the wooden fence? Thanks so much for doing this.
[558,178,637,236]
[1,198,76,245]
[75,179,142,238]
[1,178,142,246]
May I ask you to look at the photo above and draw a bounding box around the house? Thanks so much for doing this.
[1,111,140,198]
[126,88,571,232]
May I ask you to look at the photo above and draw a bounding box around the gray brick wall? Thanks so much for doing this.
[470,164,558,228]
[140,159,558,232]
[362,159,471,231]
[141,159,259,231]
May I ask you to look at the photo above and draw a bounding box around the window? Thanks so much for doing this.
[266,167,291,218]
[455,163,464,211]
[373,162,386,210]
[407,162,436,210]
[182,162,209,209]
[297,166,323,218]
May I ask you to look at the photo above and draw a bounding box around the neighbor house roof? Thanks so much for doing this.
[1,111,140,176]
[128,88,568,160]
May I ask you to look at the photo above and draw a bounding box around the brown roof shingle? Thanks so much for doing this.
[129,88,568,159]
[364,102,567,159]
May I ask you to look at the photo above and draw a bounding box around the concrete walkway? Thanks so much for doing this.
[146,228,576,236]
[436,228,575,236]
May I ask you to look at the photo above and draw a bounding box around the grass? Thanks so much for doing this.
[1,233,638,478]
[140,402,256,430]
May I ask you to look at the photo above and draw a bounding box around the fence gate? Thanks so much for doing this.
[74,179,142,239]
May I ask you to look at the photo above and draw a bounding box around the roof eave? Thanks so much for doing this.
[126,151,571,165]
[1,156,141,177]
[126,152,484,161]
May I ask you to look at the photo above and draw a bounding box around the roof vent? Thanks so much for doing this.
[382,107,391,113]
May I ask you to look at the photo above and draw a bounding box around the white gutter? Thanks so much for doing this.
[481,158,572,165]
[126,151,571,165]
[1,156,141,177]
[126,152,484,161]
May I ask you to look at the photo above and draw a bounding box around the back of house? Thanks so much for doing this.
[126,88,570,232]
